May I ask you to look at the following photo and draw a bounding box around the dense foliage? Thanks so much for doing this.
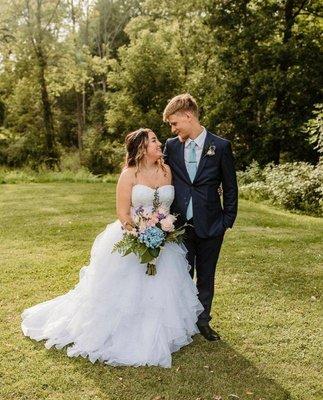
[238,161,323,216]
[0,0,322,172]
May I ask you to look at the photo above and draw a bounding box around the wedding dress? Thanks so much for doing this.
[21,184,204,368]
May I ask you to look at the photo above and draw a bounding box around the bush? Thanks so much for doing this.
[0,128,32,167]
[59,149,82,172]
[237,160,266,185]
[0,127,60,169]
[0,167,118,184]
[238,161,323,216]
[82,128,126,175]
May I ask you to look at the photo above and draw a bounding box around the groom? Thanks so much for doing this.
[163,93,238,341]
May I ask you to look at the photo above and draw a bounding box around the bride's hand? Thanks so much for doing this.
[122,221,134,231]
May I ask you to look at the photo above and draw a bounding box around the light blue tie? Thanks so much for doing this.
[186,141,197,220]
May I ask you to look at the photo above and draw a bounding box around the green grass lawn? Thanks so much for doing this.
[1,183,322,400]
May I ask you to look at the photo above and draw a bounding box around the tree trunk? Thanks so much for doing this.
[272,0,308,164]
[76,91,84,155]
[37,52,58,168]
[35,0,58,169]
[70,0,85,158]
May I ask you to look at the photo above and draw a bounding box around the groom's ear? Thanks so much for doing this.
[184,111,194,120]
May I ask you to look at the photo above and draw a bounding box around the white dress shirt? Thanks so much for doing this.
[184,127,207,171]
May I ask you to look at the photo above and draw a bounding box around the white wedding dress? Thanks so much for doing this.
[21,184,204,368]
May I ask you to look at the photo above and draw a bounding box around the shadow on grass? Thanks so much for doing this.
[35,334,291,400]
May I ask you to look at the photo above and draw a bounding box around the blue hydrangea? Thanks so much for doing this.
[139,227,165,249]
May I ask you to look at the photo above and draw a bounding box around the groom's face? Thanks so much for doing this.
[167,112,193,142]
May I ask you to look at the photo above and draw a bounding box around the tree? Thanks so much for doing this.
[304,103,323,158]
[106,18,184,139]
[23,0,62,168]
[204,0,322,167]
[0,0,321,170]
[0,0,64,168]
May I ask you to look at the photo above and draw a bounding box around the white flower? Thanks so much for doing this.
[206,145,216,156]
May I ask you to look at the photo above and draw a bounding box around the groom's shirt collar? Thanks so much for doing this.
[185,127,207,149]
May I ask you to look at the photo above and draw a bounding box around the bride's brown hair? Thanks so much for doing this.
[124,128,167,176]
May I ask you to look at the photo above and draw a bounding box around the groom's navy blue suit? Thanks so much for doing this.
[164,130,238,326]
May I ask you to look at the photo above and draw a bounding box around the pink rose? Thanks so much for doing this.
[146,215,159,227]
[160,215,175,232]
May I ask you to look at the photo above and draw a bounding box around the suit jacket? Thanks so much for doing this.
[163,130,238,238]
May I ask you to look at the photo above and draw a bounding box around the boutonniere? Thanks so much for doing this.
[203,144,216,157]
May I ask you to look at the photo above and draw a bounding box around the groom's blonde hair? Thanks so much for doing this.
[163,93,199,122]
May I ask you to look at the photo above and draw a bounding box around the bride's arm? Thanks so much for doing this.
[163,163,172,185]
[116,168,134,230]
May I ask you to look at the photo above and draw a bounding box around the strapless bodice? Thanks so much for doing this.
[131,184,174,211]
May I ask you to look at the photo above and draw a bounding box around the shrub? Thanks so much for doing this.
[82,128,125,175]
[238,161,322,216]
[237,160,266,185]
[59,149,82,172]
[0,127,60,169]
[0,167,118,184]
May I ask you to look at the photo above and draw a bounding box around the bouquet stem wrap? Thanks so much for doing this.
[146,261,157,276]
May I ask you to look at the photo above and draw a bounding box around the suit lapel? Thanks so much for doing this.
[194,131,212,182]
[175,138,191,183]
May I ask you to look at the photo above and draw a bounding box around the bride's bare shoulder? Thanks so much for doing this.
[117,167,136,186]
[163,163,172,180]
[163,163,171,175]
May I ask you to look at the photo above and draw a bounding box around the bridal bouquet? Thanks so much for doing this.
[112,191,186,276]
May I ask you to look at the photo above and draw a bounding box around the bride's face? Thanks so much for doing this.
[144,131,163,161]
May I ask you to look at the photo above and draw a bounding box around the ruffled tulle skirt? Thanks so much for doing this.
[21,220,204,368]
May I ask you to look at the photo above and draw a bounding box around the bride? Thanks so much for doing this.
[21,128,204,368]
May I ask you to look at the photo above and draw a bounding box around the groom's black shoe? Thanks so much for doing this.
[197,325,221,341]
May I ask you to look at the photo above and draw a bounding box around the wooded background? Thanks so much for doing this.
[0,0,322,173]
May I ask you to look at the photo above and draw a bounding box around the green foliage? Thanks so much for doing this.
[166,225,187,244]
[106,21,184,140]
[112,230,160,266]
[238,161,323,216]
[0,167,118,184]
[59,149,82,172]
[87,90,107,128]
[0,0,322,170]
[82,128,126,174]
[303,103,323,157]
[112,232,139,256]
[201,0,323,167]
[0,76,56,168]
[86,0,138,58]
[0,127,54,169]
[237,160,266,185]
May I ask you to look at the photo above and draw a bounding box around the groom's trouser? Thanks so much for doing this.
[185,221,224,326]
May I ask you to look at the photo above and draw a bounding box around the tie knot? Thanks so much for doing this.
[189,140,196,148]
